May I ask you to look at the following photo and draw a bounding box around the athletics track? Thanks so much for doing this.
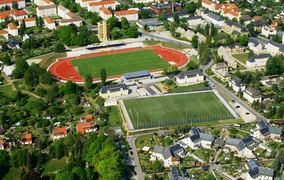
[48,45,188,83]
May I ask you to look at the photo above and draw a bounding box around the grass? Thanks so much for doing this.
[3,166,26,180]
[169,82,206,92]
[39,52,67,69]
[41,158,67,175]
[136,135,155,149]
[71,49,170,79]
[238,131,250,137]
[193,148,215,163]
[232,53,249,64]
[108,106,123,127]
[190,55,199,64]
[213,76,227,84]
[237,63,247,70]
[123,92,232,129]
[143,41,188,51]
[0,85,14,96]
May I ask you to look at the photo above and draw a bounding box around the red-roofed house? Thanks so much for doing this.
[43,0,54,5]
[80,115,93,122]
[99,6,112,20]
[59,12,82,26]
[87,0,116,13]
[57,4,70,19]
[8,22,18,36]
[226,9,241,21]
[44,17,56,29]
[12,10,28,20]
[37,4,57,17]
[76,122,97,134]
[202,0,215,11]
[114,10,138,21]
[0,0,25,9]
[19,17,36,28]
[21,133,32,145]
[0,14,10,22]
[79,0,97,8]
[271,20,277,29]
[0,30,8,39]
[252,16,261,21]
[0,139,4,150]
[53,127,67,140]
[0,9,15,22]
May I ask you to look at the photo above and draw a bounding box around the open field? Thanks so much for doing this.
[123,92,233,129]
[71,49,170,79]
[41,158,67,175]
[232,53,249,64]
[0,85,14,96]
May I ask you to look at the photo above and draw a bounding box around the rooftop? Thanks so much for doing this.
[100,83,128,94]
[100,6,112,15]
[19,17,35,22]
[115,10,138,16]
[123,70,150,79]
[247,54,272,63]
[8,22,17,30]
[37,4,56,10]
[76,122,96,134]
[176,69,203,79]
[89,0,115,6]
[44,17,55,24]
[53,127,67,136]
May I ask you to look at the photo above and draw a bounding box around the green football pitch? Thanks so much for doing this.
[123,92,233,129]
[70,49,170,79]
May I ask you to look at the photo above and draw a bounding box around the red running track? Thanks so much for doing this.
[48,45,188,83]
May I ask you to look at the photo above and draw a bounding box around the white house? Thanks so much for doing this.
[187,16,204,26]
[52,127,67,140]
[178,127,214,150]
[76,122,97,134]
[202,12,225,27]
[57,4,70,19]
[19,17,36,28]
[0,0,25,9]
[79,0,97,8]
[8,22,18,36]
[59,12,82,27]
[44,17,56,29]
[248,38,263,53]
[20,133,32,145]
[224,138,256,158]
[244,159,274,180]
[202,0,215,11]
[229,77,245,93]
[99,6,112,20]
[11,10,28,20]
[246,54,272,68]
[267,40,284,56]
[151,145,181,167]
[114,9,138,21]
[87,0,116,13]
[218,46,237,69]
[0,30,9,40]
[37,4,57,17]
[243,86,262,104]
[261,26,276,37]
[176,69,204,85]
[252,120,282,142]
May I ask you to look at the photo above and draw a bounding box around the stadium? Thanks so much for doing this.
[48,45,188,83]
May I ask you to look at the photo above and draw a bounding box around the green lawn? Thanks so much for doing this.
[144,41,188,51]
[41,158,67,175]
[232,53,249,64]
[123,92,232,129]
[2,166,25,180]
[71,49,170,79]
[0,85,14,96]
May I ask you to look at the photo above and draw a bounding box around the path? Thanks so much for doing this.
[213,149,222,164]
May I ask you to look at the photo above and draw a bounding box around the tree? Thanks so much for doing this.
[206,173,215,180]
[192,35,198,48]
[12,1,18,10]
[173,13,179,23]
[202,163,207,170]
[184,2,198,13]
[169,66,178,73]
[186,61,198,70]
[19,19,26,36]
[58,26,77,46]
[153,160,164,172]
[139,10,150,19]
[205,24,210,36]
[107,17,119,31]
[177,125,181,134]
[232,17,238,23]
[163,20,170,31]
[55,171,76,180]
[213,36,218,47]
[14,57,29,78]
[144,24,150,31]
[0,150,9,168]
[54,41,65,53]
[240,18,244,25]
[65,80,76,95]
[162,68,168,75]
[272,83,278,92]
[247,21,255,35]
[39,17,43,30]
[126,26,138,38]
[266,57,283,75]
[85,73,93,91]
[240,34,249,46]
[100,68,107,86]
[121,17,130,30]
[248,50,254,58]
[2,54,12,65]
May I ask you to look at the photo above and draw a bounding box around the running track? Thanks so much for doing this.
[48,45,188,83]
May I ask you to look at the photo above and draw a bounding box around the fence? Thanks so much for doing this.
[135,113,234,129]
[166,87,212,94]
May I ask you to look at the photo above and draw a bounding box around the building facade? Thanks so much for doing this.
[97,20,109,41]
[99,83,129,98]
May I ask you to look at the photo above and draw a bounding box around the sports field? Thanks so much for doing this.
[123,92,233,129]
[70,49,170,79]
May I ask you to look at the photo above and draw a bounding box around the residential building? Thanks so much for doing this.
[178,127,214,149]
[222,20,248,35]
[0,9,15,22]
[8,22,18,36]
[267,40,284,56]
[76,122,97,134]
[223,138,255,158]
[252,16,261,21]
[216,69,231,82]
[57,4,70,19]
[21,133,32,145]
[261,26,276,37]
[252,120,282,142]
[79,0,97,8]
[53,127,67,140]
[87,0,116,13]
[114,10,138,21]
[0,0,25,9]
[44,17,56,29]
[150,145,182,167]
[242,136,258,151]
[243,86,262,103]
[0,30,8,40]
[11,10,28,20]
[229,77,245,93]
[59,12,82,27]
[202,12,224,27]
[248,38,263,53]
[241,15,252,25]
[202,0,215,11]
[196,32,206,43]
[246,54,272,68]
[227,43,245,53]
[246,166,274,180]
[218,46,237,69]
[161,11,188,22]
[168,168,190,180]
[22,33,29,41]
[19,17,36,28]
[37,4,57,17]
[176,69,204,85]
[270,20,277,29]
[80,115,93,122]
[0,139,4,150]
[196,8,209,16]
[97,20,109,41]
[211,62,228,74]
[254,19,268,31]
[43,0,54,5]
[0,14,10,22]
[99,6,112,20]
[99,83,129,98]
[187,16,204,26]
[185,29,195,40]
[150,3,182,16]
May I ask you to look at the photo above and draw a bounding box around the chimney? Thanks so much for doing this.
[172,0,174,13]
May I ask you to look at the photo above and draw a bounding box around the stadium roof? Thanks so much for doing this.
[123,70,150,79]
[85,42,125,50]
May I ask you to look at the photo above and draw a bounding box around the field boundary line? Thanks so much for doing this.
[198,97,213,115]
[168,96,184,119]
[119,100,134,130]
[142,102,154,122]
[84,62,97,75]
[109,53,129,73]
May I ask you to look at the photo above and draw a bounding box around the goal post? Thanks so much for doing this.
[75,66,79,73]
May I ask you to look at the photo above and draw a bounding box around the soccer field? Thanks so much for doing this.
[70,49,170,79]
[123,92,233,129]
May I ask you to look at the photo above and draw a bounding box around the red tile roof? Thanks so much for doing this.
[0,14,10,19]
[76,122,96,134]
[8,22,17,30]
[21,133,32,142]
[53,127,67,136]
[0,139,4,144]
[0,30,8,34]
[0,0,24,5]
[202,0,213,5]
[100,6,112,15]
[89,0,115,6]
[13,10,28,16]
[43,0,53,4]
[227,10,239,17]
[0,9,16,16]
[252,16,261,21]
[115,10,138,16]
[44,17,54,24]
[19,17,35,22]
